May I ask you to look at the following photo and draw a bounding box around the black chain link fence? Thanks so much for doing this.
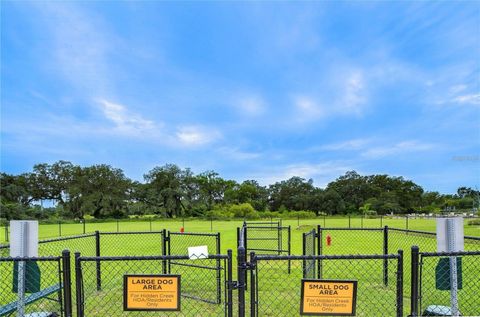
[75,253,232,317]
[166,231,222,304]
[0,255,67,317]
[239,222,290,256]
[302,229,316,279]
[98,231,164,257]
[410,249,480,317]
[248,252,403,317]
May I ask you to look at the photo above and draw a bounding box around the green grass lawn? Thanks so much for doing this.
[1,217,479,316]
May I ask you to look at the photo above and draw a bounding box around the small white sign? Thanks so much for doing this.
[188,245,208,260]
[10,220,39,257]
[436,218,464,252]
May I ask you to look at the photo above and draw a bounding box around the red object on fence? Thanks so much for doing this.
[180,227,184,233]
[326,235,332,246]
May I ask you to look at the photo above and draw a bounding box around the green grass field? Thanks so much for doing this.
[1,217,479,316]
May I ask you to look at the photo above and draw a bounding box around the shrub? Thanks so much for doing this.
[467,219,480,226]
[228,203,259,219]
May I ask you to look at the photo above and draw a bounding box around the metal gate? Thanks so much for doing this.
[165,230,222,304]
[74,252,233,317]
[248,252,404,317]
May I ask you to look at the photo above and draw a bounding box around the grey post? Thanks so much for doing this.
[447,219,459,316]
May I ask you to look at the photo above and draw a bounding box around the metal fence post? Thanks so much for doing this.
[5,224,9,242]
[161,229,167,274]
[302,232,306,276]
[59,221,62,237]
[116,219,119,232]
[227,249,233,317]
[82,220,86,234]
[216,233,221,304]
[237,244,246,317]
[250,252,257,317]
[406,216,409,230]
[74,252,84,317]
[396,249,404,317]
[410,246,420,317]
[95,231,101,291]
[383,226,389,286]
[317,225,322,279]
[380,215,383,227]
[62,250,72,317]
[288,226,291,274]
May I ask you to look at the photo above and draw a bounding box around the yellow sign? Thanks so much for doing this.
[301,280,357,316]
[123,275,180,311]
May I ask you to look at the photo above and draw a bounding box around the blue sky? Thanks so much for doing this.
[1,1,479,193]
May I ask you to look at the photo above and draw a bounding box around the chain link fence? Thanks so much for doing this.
[0,255,70,317]
[74,253,233,317]
[166,231,222,304]
[248,252,403,317]
[98,231,164,257]
[410,248,480,317]
[238,222,290,256]
[302,229,316,279]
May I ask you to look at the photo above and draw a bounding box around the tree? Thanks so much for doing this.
[143,164,188,218]
[268,177,316,211]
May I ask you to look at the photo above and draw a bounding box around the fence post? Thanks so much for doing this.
[59,221,62,237]
[380,215,383,228]
[62,250,73,317]
[5,224,9,242]
[82,219,86,234]
[250,252,257,317]
[237,244,246,317]
[210,217,213,232]
[406,216,408,230]
[74,252,84,317]
[410,246,420,317]
[116,219,119,232]
[317,225,322,279]
[227,249,233,317]
[216,233,221,304]
[396,249,404,317]
[297,215,300,227]
[288,226,292,274]
[95,231,101,291]
[383,226,389,286]
[161,229,167,274]
[302,232,306,276]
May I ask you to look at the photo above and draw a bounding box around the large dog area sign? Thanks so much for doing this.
[301,280,357,316]
[123,275,180,311]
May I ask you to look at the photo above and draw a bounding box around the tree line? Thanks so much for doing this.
[0,161,478,220]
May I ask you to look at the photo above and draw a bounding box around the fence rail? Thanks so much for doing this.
[74,252,233,317]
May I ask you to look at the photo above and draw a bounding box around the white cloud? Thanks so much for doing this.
[98,100,156,135]
[293,96,325,121]
[236,95,266,116]
[452,94,480,105]
[175,126,221,146]
[254,161,353,188]
[362,140,435,158]
[340,71,366,115]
